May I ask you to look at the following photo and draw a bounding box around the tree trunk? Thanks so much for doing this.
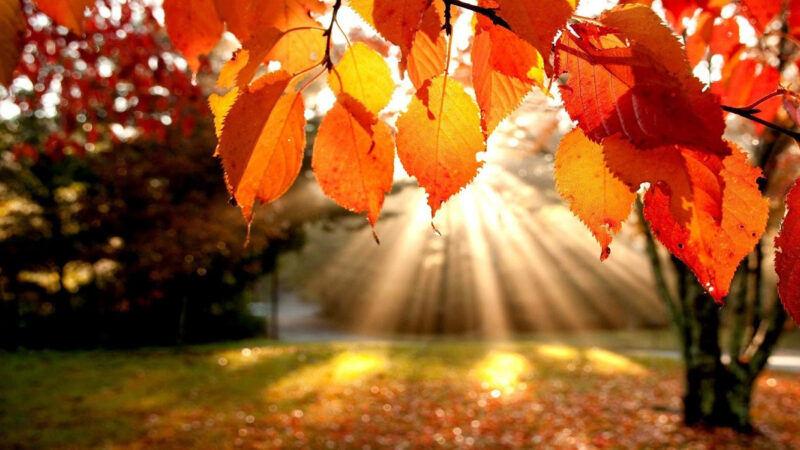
[682,289,754,430]
[639,203,783,432]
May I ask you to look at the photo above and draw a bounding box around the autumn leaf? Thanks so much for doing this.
[33,0,94,34]
[685,13,740,67]
[396,75,485,217]
[312,98,394,225]
[347,0,432,71]
[713,57,781,133]
[472,6,545,136]
[658,0,719,31]
[740,0,782,34]
[603,137,768,301]
[557,4,728,154]
[492,0,575,75]
[554,129,636,261]
[214,0,326,73]
[407,29,448,89]
[776,179,800,324]
[216,71,306,221]
[328,42,394,115]
[209,88,239,139]
[784,92,800,127]
[163,0,225,73]
[406,1,447,89]
[216,28,285,89]
[0,0,25,86]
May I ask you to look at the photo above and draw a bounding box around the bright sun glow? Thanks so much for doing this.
[585,348,648,375]
[472,351,531,394]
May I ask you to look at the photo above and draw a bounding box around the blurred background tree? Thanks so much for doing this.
[0,0,303,349]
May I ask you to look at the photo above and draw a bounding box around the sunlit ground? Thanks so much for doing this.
[2,340,798,449]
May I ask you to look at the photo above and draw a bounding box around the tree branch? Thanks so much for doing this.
[728,262,749,360]
[637,199,684,331]
[721,104,800,142]
[321,0,343,70]
[444,0,511,30]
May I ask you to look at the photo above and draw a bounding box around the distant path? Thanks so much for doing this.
[623,349,800,373]
[271,294,800,373]
[274,290,356,342]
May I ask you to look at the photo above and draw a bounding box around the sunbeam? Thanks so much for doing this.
[284,97,667,338]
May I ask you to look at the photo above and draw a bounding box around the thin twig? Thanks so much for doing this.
[322,0,343,70]
[443,0,453,35]
[740,88,785,112]
[444,0,510,30]
[721,104,800,141]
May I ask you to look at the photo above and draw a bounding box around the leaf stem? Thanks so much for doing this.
[740,88,785,112]
[443,0,510,31]
[721,104,800,141]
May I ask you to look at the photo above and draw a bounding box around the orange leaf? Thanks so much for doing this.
[492,0,575,75]
[604,137,768,302]
[472,10,544,136]
[557,4,727,154]
[163,0,225,72]
[216,71,306,221]
[217,28,285,89]
[407,29,448,89]
[554,129,636,261]
[0,0,25,86]
[776,180,800,324]
[312,99,395,225]
[348,0,431,71]
[214,0,326,73]
[406,2,447,89]
[33,0,93,34]
[396,75,485,217]
[328,42,394,115]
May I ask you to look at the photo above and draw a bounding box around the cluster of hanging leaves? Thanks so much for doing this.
[3,0,800,323]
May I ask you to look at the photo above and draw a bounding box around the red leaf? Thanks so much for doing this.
[740,0,782,34]
[776,180,800,324]
[604,137,768,302]
[713,58,781,133]
[557,4,727,154]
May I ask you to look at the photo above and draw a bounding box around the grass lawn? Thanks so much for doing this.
[1,339,799,449]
